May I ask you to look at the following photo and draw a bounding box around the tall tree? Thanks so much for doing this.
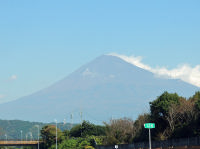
[69,121,105,138]
[149,92,180,139]
[133,113,151,141]
[104,118,135,145]
[40,125,63,148]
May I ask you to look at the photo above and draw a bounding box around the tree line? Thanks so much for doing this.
[38,91,200,148]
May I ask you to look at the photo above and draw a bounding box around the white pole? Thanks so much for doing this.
[5,134,7,149]
[55,119,57,149]
[5,134,7,142]
[149,129,151,149]
[37,125,40,149]
[20,130,23,141]
[30,132,32,141]
[80,112,83,137]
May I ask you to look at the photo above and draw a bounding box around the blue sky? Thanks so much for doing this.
[0,0,200,103]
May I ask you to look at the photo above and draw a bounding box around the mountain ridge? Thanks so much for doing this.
[0,55,198,123]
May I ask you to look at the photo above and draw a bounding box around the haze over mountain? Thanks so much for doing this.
[0,55,198,123]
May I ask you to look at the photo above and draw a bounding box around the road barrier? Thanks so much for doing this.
[96,136,200,149]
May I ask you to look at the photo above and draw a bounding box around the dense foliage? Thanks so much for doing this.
[102,91,200,145]
[40,120,105,148]
[40,125,63,148]
[142,91,200,141]
[104,118,135,145]
[69,121,106,137]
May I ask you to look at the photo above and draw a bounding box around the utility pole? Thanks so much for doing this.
[149,128,151,149]
[5,134,7,149]
[20,130,23,141]
[35,125,40,149]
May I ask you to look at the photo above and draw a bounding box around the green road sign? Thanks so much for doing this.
[144,123,155,129]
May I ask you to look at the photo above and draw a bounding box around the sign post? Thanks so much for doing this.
[144,123,155,149]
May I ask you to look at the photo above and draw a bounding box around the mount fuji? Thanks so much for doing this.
[0,55,198,123]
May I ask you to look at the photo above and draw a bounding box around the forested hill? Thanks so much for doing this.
[0,119,73,140]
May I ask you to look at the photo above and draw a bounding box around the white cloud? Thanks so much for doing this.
[109,53,200,87]
[10,75,17,80]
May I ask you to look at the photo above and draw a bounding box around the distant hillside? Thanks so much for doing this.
[0,55,198,123]
[0,119,73,140]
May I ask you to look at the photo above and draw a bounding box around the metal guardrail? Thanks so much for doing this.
[96,136,200,149]
[135,137,200,148]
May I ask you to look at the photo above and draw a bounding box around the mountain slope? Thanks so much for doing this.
[0,55,198,123]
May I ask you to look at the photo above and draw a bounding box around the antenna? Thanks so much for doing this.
[80,111,83,137]
[63,118,66,125]
[80,111,83,124]
[70,113,73,129]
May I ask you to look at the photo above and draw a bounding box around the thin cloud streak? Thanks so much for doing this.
[109,53,200,87]
[10,75,17,80]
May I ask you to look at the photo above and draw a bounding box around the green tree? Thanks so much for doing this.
[40,125,63,148]
[55,139,78,149]
[193,91,200,111]
[133,113,151,141]
[69,121,105,137]
[63,129,70,139]
[150,91,180,119]
[78,138,90,148]
[149,92,180,140]
[51,138,93,149]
